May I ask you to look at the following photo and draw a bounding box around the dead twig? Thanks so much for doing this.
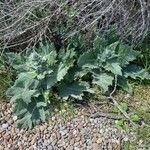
[90,112,124,120]
[108,75,138,127]
[0,0,149,50]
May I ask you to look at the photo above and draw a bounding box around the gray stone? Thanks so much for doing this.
[47,145,53,150]
[8,144,11,148]
[74,147,80,150]
[51,139,57,146]
[60,126,66,131]
[66,146,73,150]
[70,139,75,145]
[86,139,92,145]
[33,144,36,149]
[60,129,68,136]
[17,141,22,146]
[2,123,9,130]
[92,143,99,150]
[47,126,53,131]
[43,140,49,146]
[74,142,80,147]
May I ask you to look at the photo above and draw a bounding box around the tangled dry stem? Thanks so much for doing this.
[0,0,149,51]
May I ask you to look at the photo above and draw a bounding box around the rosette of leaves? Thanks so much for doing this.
[78,37,150,94]
[6,42,90,129]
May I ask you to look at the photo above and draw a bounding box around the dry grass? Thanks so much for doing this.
[0,0,149,51]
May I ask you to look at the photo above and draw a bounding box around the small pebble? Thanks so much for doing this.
[2,123,9,130]
[0,101,144,149]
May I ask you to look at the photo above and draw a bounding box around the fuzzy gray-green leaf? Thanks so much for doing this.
[124,64,150,80]
[92,73,114,92]
[117,76,133,94]
[58,81,89,100]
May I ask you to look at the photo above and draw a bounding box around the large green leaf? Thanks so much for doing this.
[16,99,47,129]
[58,81,90,100]
[78,51,97,69]
[117,76,133,94]
[103,58,122,75]
[92,73,114,92]
[62,48,76,62]
[44,50,57,66]
[39,42,56,56]
[43,72,57,90]
[106,42,120,52]
[93,36,107,50]
[57,49,75,81]
[17,111,32,129]
[117,44,140,66]
[123,64,150,80]
[57,63,69,81]
[7,73,39,104]
[6,52,26,71]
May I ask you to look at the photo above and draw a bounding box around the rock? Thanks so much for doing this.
[92,143,99,150]
[56,132,61,140]
[66,146,74,150]
[33,144,36,149]
[9,138,13,144]
[70,139,75,145]
[44,129,48,134]
[60,126,66,131]
[13,116,17,121]
[43,140,49,146]
[29,146,33,150]
[51,116,55,121]
[99,129,104,134]
[31,134,37,145]
[8,126,11,131]
[60,129,68,136]
[51,132,57,141]
[65,142,69,147]
[8,144,12,148]
[17,141,22,147]
[123,136,129,142]
[51,139,57,146]
[73,130,77,135]
[2,104,7,110]
[40,126,45,132]
[96,138,103,144]
[2,123,9,130]
[47,126,53,131]
[47,145,53,150]
[75,136,80,142]
[5,134,11,140]
[74,147,80,150]
[74,142,80,147]
[86,139,92,145]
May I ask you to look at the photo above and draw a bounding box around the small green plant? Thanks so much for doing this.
[113,102,141,133]
[78,36,150,94]
[0,54,7,72]
[112,102,128,114]
[6,42,90,128]
[0,55,12,99]
[6,33,150,129]
[137,33,150,72]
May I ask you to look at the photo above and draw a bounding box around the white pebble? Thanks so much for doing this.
[13,116,17,121]
[2,123,9,130]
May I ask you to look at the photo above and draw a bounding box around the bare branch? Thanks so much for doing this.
[0,0,149,49]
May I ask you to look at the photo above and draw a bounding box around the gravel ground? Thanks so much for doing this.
[0,101,133,150]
